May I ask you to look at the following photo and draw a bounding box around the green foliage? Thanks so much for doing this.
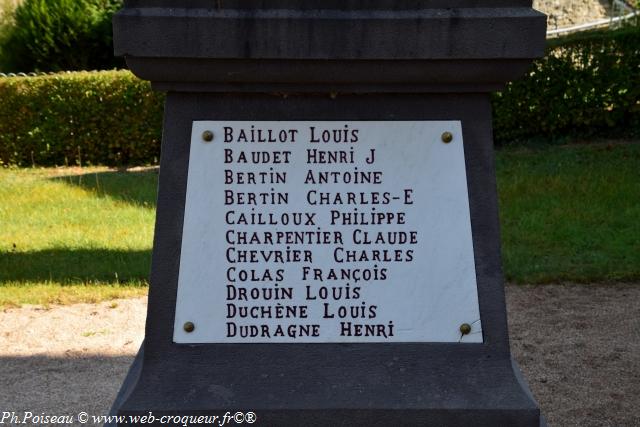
[0,71,164,167]
[0,0,123,72]
[493,24,640,143]
[0,26,639,166]
[0,1,16,63]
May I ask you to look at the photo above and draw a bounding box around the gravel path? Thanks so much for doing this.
[1,284,639,426]
[0,299,145,422]
[509,284,640,427]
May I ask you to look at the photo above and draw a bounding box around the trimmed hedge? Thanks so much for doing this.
[0,71,163,167]
[0,24,638,166]
[493,24,640,143]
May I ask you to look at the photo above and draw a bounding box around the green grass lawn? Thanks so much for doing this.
[497,142,640,284]
[0,142,638,307]
[0,167,156,306]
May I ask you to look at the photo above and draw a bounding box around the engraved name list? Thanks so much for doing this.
[174,121,482,344]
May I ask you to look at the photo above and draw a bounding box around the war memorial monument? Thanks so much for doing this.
[110,1,548,425]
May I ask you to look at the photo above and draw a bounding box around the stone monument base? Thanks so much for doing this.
[110,3,547,425]
[111,343,545,427]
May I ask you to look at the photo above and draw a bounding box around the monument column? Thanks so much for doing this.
[111,2,547,426]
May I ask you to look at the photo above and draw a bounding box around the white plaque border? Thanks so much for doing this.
[173,121,483,344]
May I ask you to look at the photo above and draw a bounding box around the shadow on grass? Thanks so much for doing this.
[51,169,159,208]
[0,248,151,283]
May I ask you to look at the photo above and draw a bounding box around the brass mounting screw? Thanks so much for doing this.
[202,130,214,142]
[441,132,453,143]
[459,323,472,336]
[183,321,195,333]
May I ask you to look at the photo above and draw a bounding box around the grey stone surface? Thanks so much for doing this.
[114,8,545,59]
[112,1,546,425]
[113,2,545,93]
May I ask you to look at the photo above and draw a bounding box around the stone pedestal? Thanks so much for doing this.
[111,2,547,426]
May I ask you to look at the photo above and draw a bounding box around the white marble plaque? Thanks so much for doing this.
[173,121,482,343]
